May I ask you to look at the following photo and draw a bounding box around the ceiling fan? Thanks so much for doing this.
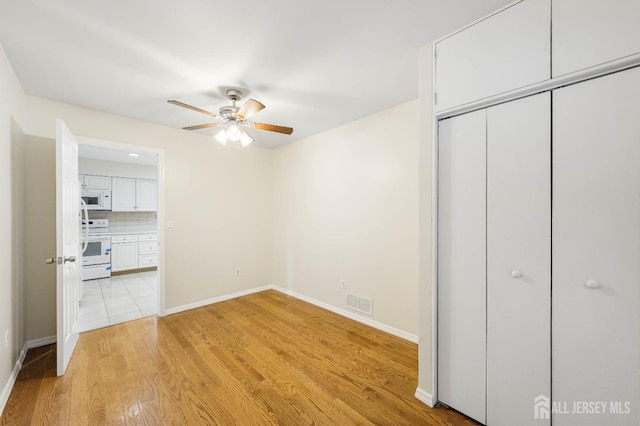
[167,89,293,147]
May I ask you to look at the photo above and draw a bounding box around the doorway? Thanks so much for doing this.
[75,139,164,332]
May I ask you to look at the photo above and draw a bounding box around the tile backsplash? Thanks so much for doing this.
[89,211,157,227]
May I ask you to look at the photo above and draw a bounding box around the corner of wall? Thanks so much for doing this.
[417,41,435,395]
[0,39,28,418]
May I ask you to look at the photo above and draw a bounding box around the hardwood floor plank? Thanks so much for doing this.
[0,345,52,424]
[1,290,478,425]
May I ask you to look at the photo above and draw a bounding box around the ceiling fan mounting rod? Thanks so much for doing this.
[226,88,242,104]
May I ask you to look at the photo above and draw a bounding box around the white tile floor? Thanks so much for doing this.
[77,270,158,333]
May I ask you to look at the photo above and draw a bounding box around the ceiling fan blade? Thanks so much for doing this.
[182,123,219,131]
[167,100,217,117]
[234,99,265,121]
[252,122,294,135]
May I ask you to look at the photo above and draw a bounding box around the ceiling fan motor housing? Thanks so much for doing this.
[221,89,243,118]
[220,105,240,119]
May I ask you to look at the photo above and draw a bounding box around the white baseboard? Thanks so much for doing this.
[164,284,417,343]
[0,342,28,418]
[163,285,272,316]
[270,286,418,343]
[27,335,56,349]
[415,387,434,407]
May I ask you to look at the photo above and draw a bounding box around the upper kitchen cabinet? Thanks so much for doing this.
[434,0,550,112]
[136,179,157,212]
[552,0,640,77]
[112,177,157,212]
[80,174,111,190]
[112,177,136,211]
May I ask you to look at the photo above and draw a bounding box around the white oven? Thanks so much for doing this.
[81,189,112,211]
[81,219,112,281]
[83,235,111,267]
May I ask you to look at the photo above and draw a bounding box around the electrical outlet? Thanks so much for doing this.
[235,268,241,276]
[341,279,346,289]
[167,220,174,231]
[4,330,8,348]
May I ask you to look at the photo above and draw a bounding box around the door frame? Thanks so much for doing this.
[76,136,166,317]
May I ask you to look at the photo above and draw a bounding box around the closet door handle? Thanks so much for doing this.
[585,279,600,289]
[511,270,523,278]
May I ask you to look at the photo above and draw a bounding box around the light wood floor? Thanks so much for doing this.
[1,290,477,425]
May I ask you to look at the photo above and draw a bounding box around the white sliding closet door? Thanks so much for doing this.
[438,110,487,424]
[553,68,640,425]
[486,93,551,425]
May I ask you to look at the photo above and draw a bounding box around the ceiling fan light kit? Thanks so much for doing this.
[167,89,293,148]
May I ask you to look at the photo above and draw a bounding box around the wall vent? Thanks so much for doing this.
[346,294,373,316]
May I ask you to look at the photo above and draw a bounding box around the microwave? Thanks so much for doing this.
[81,189,112,210]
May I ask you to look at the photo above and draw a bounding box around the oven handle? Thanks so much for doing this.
[80,198,90,254]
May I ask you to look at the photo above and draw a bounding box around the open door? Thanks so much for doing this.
[54,119,80,375]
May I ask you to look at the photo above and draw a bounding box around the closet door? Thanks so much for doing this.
[486,93,551,425]
[437,109,487,424]
[553,68,640,425]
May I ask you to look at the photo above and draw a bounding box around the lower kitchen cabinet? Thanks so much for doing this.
[138,233,158,268]
[112,233,158,272]
[111,234,138,272]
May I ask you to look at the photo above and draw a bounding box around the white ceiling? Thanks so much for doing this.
[0,0,511,149]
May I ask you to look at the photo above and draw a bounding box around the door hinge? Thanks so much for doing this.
[434,92,438,106]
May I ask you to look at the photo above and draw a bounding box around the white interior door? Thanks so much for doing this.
[486,93,551,425]
[553,68,640,425]
[56,119,80,376]
[437,109,487,424]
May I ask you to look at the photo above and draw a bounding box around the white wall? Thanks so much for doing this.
[79,157,157,179]
[272,100,420,336]
[20,94,425,347]
[0,42,27,413]
[23,95,274,325]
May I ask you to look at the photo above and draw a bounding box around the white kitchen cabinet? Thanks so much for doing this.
[552,0,640,77]
[111,177,157,212]
[80,174,110,190]
[552,68,640,426]
[437,109,487,424]
[111,234,138,272]
[135,179,157,211]
[111,177,136,211]
[138,234,157,243]
[434,0,550,112]
[138,233,158,268]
